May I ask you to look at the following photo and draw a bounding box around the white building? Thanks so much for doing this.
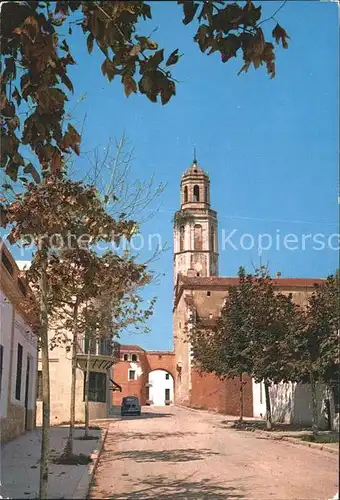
[0,241,38,442]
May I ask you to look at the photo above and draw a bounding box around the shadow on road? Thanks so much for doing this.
[107,475,245,499]
[112,431,200,441]
[120,411,173,421]
[101,448,220,463]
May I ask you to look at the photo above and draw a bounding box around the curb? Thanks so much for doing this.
[72,425,109,500]
[278,435,339,455]
[236,428,339,455]
[177,405,339,455]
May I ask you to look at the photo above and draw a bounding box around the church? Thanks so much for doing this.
[113,158,338,429]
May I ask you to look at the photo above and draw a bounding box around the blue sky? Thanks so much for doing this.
[5,1,339,351]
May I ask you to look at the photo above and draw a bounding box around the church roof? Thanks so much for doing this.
[182,160,209,178]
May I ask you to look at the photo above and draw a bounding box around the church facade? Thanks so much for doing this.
[111,159,338,429]
[171,159,338,427]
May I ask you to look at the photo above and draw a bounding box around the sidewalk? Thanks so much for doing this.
[0,426,106,499]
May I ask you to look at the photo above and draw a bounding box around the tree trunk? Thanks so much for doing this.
[84,335,92,438]
[264,380,272,431]
[65,299,79,457]
[39,255,50,500]
[310,373,319,438]
[239,373,244,422]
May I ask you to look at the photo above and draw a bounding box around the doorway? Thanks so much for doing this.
[148,370,174,406]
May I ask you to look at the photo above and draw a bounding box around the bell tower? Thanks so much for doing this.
[173,157,219,283]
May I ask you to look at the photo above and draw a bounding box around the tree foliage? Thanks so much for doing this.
[1,1,289,181]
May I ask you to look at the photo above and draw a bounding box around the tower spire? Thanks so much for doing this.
[193,145,197,164]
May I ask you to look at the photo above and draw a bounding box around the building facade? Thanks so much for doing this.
[171,159,338,429]
[36,331,120,425]
[0,242,38,442]
[112,345,175,407]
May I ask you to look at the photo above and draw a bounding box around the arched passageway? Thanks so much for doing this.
[147,370,174,406]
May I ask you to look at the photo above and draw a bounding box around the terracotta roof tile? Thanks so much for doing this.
[119,344,145,352]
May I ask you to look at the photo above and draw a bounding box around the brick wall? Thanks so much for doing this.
[190,369,253,417]
[112,349,175,406]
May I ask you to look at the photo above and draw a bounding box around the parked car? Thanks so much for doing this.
[121,396,141,416]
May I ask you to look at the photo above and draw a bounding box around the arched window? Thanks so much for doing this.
[179,226,185,252]
[194,224,202,250]
[210,226,215,252]
[123,353,129,361]
[131,354,138,362]
[184,186,188,203]
[193,185,200,202]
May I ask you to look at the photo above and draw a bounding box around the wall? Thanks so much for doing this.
[252,380,340,430]
[190,369,253,416]
[36,336,111,426]
[0,289,12,420]
[148,369,174,406]
[1,299,38,441]
[112,349,175,407]
[36,342,85,426]
[173,294,191,405]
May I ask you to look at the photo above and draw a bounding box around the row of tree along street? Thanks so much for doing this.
[0,2,294,498]
[189,266,339,433]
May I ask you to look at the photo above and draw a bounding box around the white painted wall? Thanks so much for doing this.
[253,379,337,430]
[11,312,37,412]
[252,380,266,418]
[0,289,13,418]
[148,370,174,406]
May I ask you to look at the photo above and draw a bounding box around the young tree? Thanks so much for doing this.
[285,273,340,436]
[246,268,299,430]
[189,267,254,421]
[189,266,300,430]
[48,248,154,454]
[1,1,290,182]
[81,279,155,437]
[2,174,135,498]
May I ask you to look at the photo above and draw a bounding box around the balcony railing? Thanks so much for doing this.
[76,336,120,360]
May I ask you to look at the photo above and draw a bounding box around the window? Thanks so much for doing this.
[194,224,202,250]
[205,185,208,203]
[207,291,211,296]
[15,343,23,400]
[131,354,138,362]
[179,226,185,252]
[193,185,200,202]
[165,373,170,380]
[129,370,136,381]
[84,372,106,403]
[123,353,129,361]
[37,370,43,401]
[184,186,188,203]
[165,388,170,401]
[210,226,215,252]
[1,251,13,276]
[0,345,3,397]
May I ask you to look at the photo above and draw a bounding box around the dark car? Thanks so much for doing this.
[121,396,141,416]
